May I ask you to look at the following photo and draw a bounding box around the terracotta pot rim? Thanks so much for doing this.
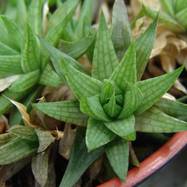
[98,131,187,187]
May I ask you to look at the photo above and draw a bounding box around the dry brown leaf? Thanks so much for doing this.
[58,124,76,159]
[102,2,111,23]
[162,93,176,101]
[151,31,172,58]
[131,0,160,16]
[88,157,103,180]
[6,98,36,128]
[130,0,141,16]
[129,142,140,167]
[51,129,64,140]
[133,17,152,38]
[160,54,187,93]
[0,75,20,92]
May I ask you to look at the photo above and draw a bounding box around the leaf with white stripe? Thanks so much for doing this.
[136,67,183,114]
[106,139,129,181]
[59,34,95,59]
[135,18,157,79]
[80,95,109,121]
[9,70,40,92]
[156,98,187,121]
[0,55,22,78]
[0,16,23,51]
[110,43,136,91]
[0,136,38,165]
[39,64,64,87]
[86,118,115,151]
[135,107,187,133]
[28,0,44,35]
[21,24,40,73]
[58,62,102,99]
[33,100,87,126]
[46,0,79,46]
[9,125,38,142]
[92,13,118,81]
[119,85,143,118]
[104,116,135,140]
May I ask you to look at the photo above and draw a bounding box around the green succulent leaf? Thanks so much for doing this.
[135,17,157,79]
[9,125,38,142]
[75,0,94,37]
[119,85,143,118]
[136,67,183,114]
[106,139,129,181]
[175,0,187,13]
[110,43,136,91]
[112,0,131,59]
[0,42,18,55]
[33,100,87,126]
[104,115,136,140]
[92,13,118,81]
[159,0,174,15]
[100,80,116,104]
[16,0,28,29]
[103,92,122,118]
[46,0,79,46]
[0,133,13,146]
[59,34,95,59]
[176,8,187,29]
[0,136,38,165]
[156,98,187,121]
[142,5,184,32]
[0,16,22,51]
[0,55,23,78]
[39,64,64,87]
[80,95,109,121]
[48,0,79,29]
[86,118,115,151]
[0,90,26,115]
[55,61,102,99]
[35,129,55,153]
[21,24,40,73]
[9,70,40,92]
[28,0,44,35]
[32,148,50,187]
[40,37,84,74]
[60,129,104,187]
[136,107,187,133]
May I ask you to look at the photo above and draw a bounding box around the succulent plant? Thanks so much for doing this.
[0,0,95,119]
[0,0,187,187]
[33,0,187,185]
[142,0,187,33]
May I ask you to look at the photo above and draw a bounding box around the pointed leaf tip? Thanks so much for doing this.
[136,66,183,114]
[92,11,118,80]
[106,139,129,181]
[111,42,137,90]
[136,17,158,80]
